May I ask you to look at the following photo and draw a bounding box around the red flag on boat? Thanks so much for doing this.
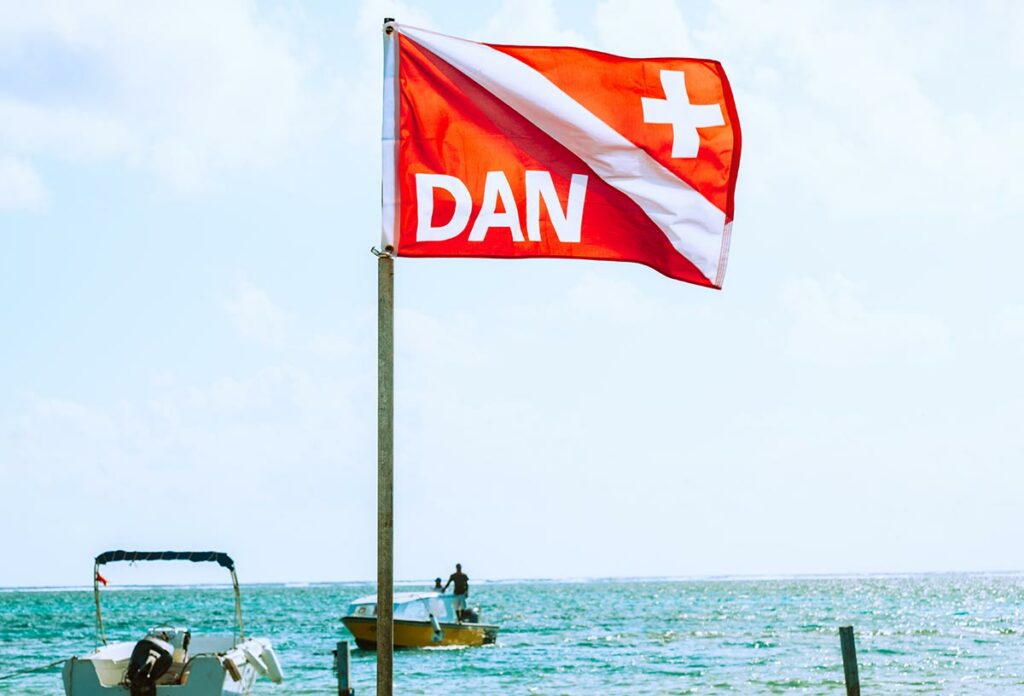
[381,22,742,288]
[95,571,108,586]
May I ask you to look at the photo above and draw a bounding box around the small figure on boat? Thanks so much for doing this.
[442,563,469,623]
[433,577,444,592]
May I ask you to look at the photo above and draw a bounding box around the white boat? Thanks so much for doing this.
[62,551,284,695]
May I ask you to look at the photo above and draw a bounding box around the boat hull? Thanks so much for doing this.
[61,636,281,695]
[342,616,498,649]
[62,655,256,695]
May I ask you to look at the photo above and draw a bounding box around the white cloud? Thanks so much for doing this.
[331,0,437,158]
[307,334,356,359]
[995,307,1024,338]
[694,0,1024,219]
[0,1,329,191]
[222,275,288,346]
[781,276,951,367]
[0,364,370,584]
[396,307,487,370]
[567,271,709,323]
[568,273,655,322]
[478,0,589,46]
[0,100,137,163]
[594,0,694,56]
[0,155,46,210]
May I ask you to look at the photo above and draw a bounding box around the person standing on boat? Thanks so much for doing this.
[443,563,469,622]
[433,577,444,592]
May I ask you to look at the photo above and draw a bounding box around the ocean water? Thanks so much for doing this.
[2,575,1024,694]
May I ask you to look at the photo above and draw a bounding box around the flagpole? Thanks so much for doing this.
[376,250,394,695]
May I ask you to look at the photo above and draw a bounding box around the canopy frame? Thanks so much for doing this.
[92,550,243,645]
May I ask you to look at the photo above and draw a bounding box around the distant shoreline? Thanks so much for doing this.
[4,569,1024,592]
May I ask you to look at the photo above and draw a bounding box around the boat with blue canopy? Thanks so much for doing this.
[342,591,499,649]
[62,550,284,695]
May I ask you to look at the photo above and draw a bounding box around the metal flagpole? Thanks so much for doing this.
[376,250,394,695]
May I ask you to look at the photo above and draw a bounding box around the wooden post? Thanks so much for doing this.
[336,640,354,695]
[839,625,860,696]
[377,253,394,696]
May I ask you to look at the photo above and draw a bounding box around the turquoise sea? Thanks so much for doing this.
[2,575,1024,694]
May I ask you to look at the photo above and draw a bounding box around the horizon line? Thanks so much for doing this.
[4,568,1024,592]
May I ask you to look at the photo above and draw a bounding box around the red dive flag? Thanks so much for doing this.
[381,22,741,288]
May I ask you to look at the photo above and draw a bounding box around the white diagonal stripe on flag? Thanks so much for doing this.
[382,23,399,250]
[397,24,729,286]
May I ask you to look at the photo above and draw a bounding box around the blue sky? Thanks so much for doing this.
[2,0,1023,587]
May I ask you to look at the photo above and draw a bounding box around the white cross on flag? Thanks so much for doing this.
[641,71,726,159]
[382,22,742,288]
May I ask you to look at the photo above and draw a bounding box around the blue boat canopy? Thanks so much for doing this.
[94,550,235,571]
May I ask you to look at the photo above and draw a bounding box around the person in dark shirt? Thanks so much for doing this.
[442,563,469,622]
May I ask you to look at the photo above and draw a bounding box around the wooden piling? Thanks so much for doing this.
[839,625,860,696]
[335,640,354,695]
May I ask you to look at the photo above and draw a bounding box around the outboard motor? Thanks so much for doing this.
[124,635,174,696]
[461,606,480,624]
[429,613,444,643]
[146,627,190,666]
